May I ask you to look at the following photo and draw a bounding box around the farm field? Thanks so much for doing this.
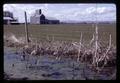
[4,24,116,45]
[4,24,116,80]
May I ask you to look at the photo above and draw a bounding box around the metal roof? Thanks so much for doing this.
[3,17,13,20]
[32,14,58,20]
[11,21,19,23]
[46,17,58,20]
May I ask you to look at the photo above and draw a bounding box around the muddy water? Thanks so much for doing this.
[4,47,109,80]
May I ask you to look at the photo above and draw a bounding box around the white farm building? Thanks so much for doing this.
[30,9,60,24]
[4,11,19,24]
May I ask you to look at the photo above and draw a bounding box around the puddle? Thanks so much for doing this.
[4,47,110,80]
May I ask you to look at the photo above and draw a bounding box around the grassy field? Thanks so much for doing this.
[4,24,116,45]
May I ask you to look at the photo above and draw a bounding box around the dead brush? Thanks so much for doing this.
[5,31,116,77]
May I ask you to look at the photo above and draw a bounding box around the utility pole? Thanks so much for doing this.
[24,11,29,44]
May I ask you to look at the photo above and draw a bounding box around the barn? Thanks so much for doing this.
[30,9,60,24]
[3,11,19,25]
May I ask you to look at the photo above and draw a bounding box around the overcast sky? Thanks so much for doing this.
[3,4,116,23]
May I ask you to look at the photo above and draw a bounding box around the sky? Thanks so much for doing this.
[3,4,116,23]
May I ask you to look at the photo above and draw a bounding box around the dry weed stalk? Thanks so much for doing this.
[92,25,99,66]
[89,34,95,45]
[102,34,111,61]
[98,34,112,68]
[77,32,83,62]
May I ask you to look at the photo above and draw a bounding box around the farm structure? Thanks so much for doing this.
[3,11,19,25]
[30,9,60,24]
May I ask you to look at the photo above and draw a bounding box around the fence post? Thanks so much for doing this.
[24,11,29,44]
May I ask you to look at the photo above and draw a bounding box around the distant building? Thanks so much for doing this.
[4,11,19,24]
[30,9,60,24]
